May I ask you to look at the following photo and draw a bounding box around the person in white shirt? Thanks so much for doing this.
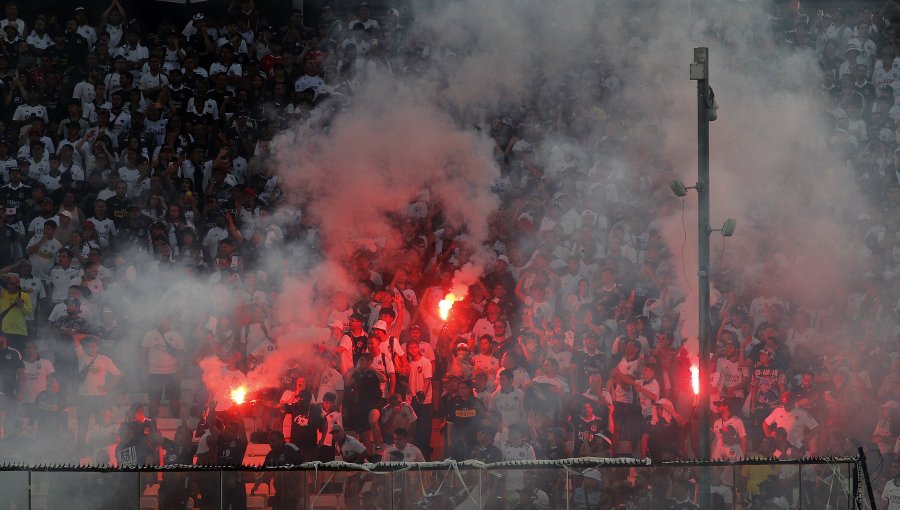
[712,400,747,460]
[113,29,148,70]
[26,220,61,282]
[12,88,49,126]
[74,7,97,49]
[882,467,900,510]
[471,334,500,385]
[48,249,82,303]
[763,391,819,454]
[19,340,54,407]
[0,3,25,37]
[500,424,536,500]
[315,358,344,407]
[141,317,184,417]
[88,199,117,248]
[138,55,169,94]
[382,427,424,462]
[488,369,525,432]
[74,335,121,447]
[25,16,53,52]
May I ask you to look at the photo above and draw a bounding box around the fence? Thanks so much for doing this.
[0,456,870,510]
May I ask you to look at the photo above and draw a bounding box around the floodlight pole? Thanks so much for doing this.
[690,46,713,510]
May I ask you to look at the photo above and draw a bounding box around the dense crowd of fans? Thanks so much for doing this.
[0,0,899,508]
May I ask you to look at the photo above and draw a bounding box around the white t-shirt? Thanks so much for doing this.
[488,388,524,429]
[76,348,121,396]
[501,441,535,491]
[764,407,818,449]
[472,353,500,381]
[883,479,900,510]
[383,443,424,462]
[407,356,432,404]
[26,31,53,50]
[613,356,642,404]
[21,357,54,403]
[533,374,570,394]
[636,378,659,417]
[317,367,345,403]
[715,357,747,398]
[712,415,746,460]
[13,103,49,123]
[138,71,169,92]
[48,265,83,303]
[337,435,367,461]
[88,216,117,247]
[370,351,395,397]
[140,329,184,374]
[27,235,61,281]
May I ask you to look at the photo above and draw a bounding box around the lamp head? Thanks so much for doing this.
[669,180,689,197]
[721,218,737,237]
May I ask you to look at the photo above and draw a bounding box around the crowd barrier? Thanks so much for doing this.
[0,455,870,509]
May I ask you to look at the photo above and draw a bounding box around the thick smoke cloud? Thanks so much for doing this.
[0,0,875,470]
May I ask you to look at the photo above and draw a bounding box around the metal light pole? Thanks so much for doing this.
[690,46,713,510]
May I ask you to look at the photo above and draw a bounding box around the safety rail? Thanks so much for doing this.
[0,454,872,509]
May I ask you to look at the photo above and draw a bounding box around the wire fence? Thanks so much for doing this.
[0,456,869,510]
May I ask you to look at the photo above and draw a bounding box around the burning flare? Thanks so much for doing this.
[230,385,248,405]
[690,364,700,396]
[438,293,458,321]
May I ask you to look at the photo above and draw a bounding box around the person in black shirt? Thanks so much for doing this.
[571,334,605,394]
[1,165,30,213]
[152,421,194,509]
[0,211,21,269]
[209,419,248,510]
[344,352,385,451]
[444,378,484,460]
[0,333,23,436]
[252,430,304,510]
[118,203,150,250]
[281,376,323,461]
[571,401,610,457]
[106,182,131,226]
[33,373,66,438]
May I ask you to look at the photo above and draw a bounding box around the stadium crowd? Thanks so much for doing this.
[0,0,899,508]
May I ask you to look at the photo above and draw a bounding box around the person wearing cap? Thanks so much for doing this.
[330,422,367,463]
[73,6,97,49]
[763,391,818,455]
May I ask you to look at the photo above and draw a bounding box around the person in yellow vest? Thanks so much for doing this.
[0,273,33,352]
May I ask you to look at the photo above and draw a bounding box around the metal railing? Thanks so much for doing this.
[0,455,868,510]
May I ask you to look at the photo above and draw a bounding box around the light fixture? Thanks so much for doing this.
[720,218,736,237]
[669,180,689,197]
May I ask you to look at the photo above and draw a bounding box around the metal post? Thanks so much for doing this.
[691,46,712,510]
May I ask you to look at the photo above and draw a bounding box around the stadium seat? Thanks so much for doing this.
[244,443,271,466]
